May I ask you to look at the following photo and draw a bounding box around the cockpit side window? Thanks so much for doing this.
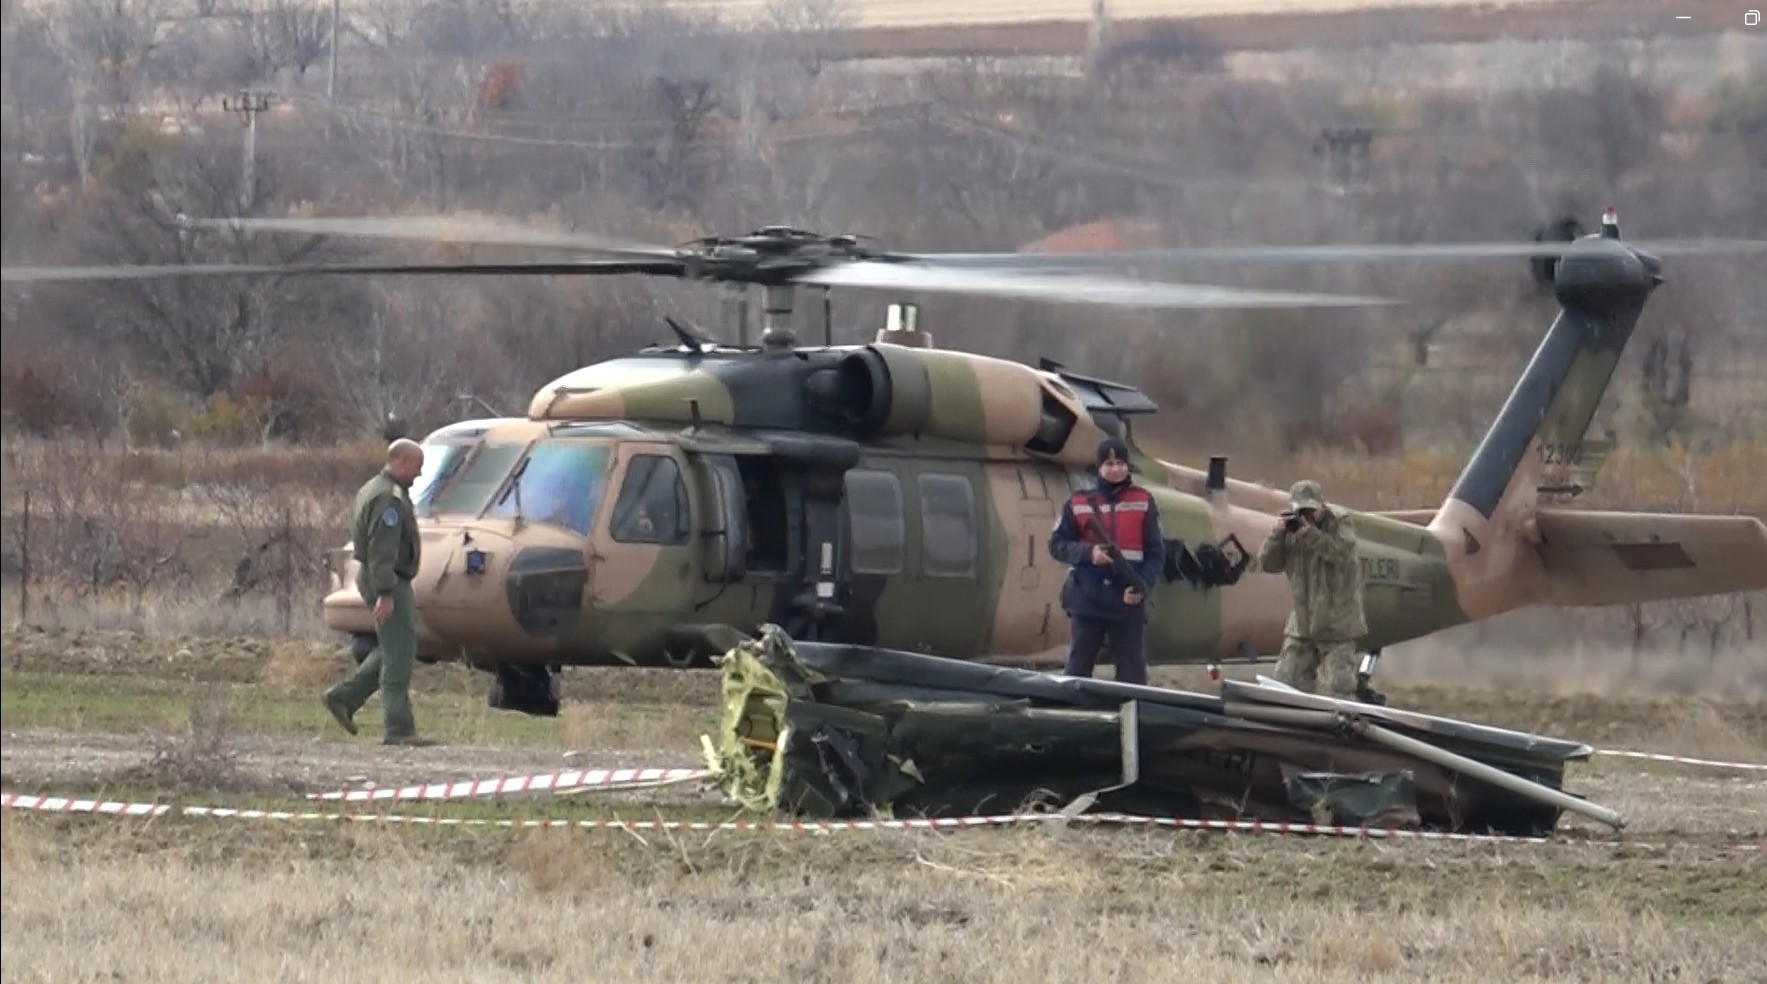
[484,440,613,536]
[609,454,691,546]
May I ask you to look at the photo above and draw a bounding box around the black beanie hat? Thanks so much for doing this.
[1096,436,1130,466]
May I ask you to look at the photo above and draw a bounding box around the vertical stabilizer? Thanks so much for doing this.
[1429,216,1663,618]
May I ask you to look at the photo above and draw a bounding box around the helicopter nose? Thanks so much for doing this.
[504,546,589,639]
[412,528,585,654]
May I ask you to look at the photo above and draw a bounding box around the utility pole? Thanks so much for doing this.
[1314,126,1374,195]
[328,0,340,103]
[1084,0,1112,84]
[223,89,272,210]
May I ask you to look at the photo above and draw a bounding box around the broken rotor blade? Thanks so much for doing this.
[1,258,686,283]
[792,260,1395,308]
[913,238,1767,269]
[180,215,681,260]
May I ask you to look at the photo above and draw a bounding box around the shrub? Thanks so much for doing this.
[125,386,199,448]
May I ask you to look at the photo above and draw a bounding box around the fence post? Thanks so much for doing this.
[19,488,30,628]
[281,505,292,637]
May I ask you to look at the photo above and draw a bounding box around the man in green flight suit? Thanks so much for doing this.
[1257,479,1367,699]
[322,438,432,745]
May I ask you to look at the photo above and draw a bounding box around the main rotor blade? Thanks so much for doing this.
[915,238,1767,269]
[182,215,681,261]
[1,258,685,283]
[793,261,1394,308]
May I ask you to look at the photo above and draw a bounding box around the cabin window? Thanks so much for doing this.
[844,469,904,575]
[484,440,613,536]
[917,473,977,579]
[610,454,691,545]
[430,442,527,516]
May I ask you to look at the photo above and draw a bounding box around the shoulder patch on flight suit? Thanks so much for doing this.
[381,505,400,527]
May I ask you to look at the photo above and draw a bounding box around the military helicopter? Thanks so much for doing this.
[6,209,1765,717]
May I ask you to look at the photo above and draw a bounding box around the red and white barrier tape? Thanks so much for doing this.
[303,748,1767,806]
[1594,749,1767,772]
[306,767,710,803]
[298,747,1766,807]
[5,791,1760,850]
[0,791,1540,843]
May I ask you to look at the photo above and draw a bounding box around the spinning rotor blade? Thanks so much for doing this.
[793,261,1394,308]
[182,215,680,260]
[1,258,684,283]
[919,238,1767,269]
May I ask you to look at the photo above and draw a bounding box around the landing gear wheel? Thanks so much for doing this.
[488,663,562,717]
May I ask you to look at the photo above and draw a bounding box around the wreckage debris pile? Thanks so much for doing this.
[700,626,1614,839]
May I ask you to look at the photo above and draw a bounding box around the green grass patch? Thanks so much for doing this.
[0,668,553,746]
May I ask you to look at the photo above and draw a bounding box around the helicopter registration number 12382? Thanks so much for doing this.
[1540,442,1586,466]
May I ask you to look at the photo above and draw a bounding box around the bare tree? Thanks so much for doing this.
[348,0,424,52]
[51,134,358,402]
[762,0,856,78]
[241,0,333,80]
[38,0,170,107]
[1515,56,1666,194]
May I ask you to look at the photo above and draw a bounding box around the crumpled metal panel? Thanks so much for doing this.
[701,625,1610,836]
[1282,770,1421,827]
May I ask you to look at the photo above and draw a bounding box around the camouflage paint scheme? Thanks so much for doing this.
[322,235,1767,687]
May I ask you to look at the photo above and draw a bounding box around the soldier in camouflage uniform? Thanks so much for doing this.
[1257,479,1366,698]
[322,439,432,745]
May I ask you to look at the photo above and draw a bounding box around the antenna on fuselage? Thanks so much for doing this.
[665,316,708,353]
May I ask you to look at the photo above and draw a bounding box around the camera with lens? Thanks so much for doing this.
[1281,511,1303,533]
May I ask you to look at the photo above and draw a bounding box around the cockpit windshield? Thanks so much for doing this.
[426,442,527,517]
[483,439,614,536]
[411,441,475,514]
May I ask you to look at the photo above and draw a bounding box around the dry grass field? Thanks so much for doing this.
[3,624,1765,982]
[2,440,1764,980]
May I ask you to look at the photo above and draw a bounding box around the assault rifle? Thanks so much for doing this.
[1082,492,1153,609]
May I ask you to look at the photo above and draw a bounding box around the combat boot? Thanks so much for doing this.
[383,734,439,747]
[321,691,358,736]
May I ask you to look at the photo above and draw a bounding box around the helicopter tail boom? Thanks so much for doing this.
[1427,228,1665,619]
